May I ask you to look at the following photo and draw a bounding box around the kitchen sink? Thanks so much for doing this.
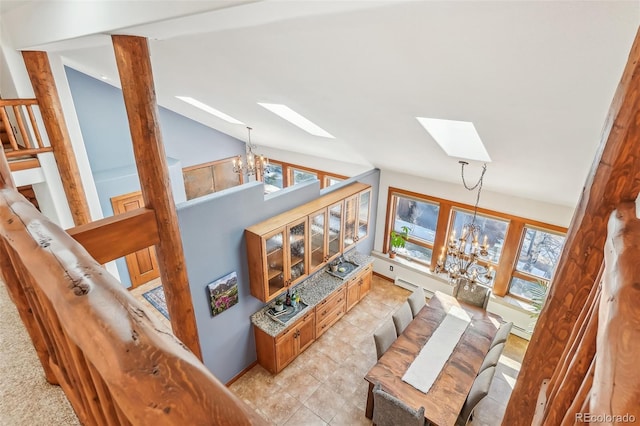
[326,260,359,279]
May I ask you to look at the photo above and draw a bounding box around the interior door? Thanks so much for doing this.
[110,191,160,288]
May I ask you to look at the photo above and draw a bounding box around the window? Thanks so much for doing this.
[383,187,568,301]
[390,193,440,264]
[263,162,283,190]
[509,227,566,300]
[449,209,509,264]
[324,176,343,187]
[291,168,318,185]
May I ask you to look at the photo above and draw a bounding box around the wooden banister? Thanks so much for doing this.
[0,187,265,425]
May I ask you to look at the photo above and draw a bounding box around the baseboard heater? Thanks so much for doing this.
[394,277,434,298]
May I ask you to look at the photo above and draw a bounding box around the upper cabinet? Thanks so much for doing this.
[247,218,309,302]
[343,188,372,252]
[246,182,371,302]
[309,201,343,275]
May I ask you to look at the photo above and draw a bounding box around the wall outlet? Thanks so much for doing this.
[389,265,394,271]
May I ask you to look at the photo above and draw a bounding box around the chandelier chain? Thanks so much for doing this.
[460,161,487,222]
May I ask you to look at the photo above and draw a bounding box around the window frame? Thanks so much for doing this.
[383,187,567,298]
[259,159,346,190]
[387,191,441,267]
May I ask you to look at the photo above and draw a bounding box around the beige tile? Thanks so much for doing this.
[283,404,327,426]
[260,390,300,425]
[329,402,371,426]
[303,383,347,423]
[228,277,527,426]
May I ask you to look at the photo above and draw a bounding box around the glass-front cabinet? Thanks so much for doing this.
[245,183,371,303]
[264,229,286,299]
[287,218,308,286]
[309,203,343,274]
[343,189,371,252]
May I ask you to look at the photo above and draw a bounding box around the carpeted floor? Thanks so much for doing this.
[0,279,79,425]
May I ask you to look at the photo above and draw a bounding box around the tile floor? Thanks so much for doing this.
[226,276,528,425]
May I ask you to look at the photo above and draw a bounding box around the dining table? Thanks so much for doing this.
[364,290,503,426]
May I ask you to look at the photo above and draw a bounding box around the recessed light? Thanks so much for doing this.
[176,96,244,125]
[258,103,334,138]
[416,117,491,162]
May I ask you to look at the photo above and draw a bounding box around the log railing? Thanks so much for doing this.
[0,98,53,162]
[0,186,264,425]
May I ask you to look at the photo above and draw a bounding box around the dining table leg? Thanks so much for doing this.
[365,381,374,419]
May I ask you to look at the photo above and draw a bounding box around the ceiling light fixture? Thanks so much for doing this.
[416,117,491,162]
[176,96,244,125]
[435,161,493,288]
[258,103,334,138]
[233,126,268,179]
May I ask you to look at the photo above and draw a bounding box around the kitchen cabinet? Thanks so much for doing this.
[246,182,371,303]
[346,264,373,311]
[315,286,346,338]
[342,188,372,253]
[309,201,343,274]
[254,309,316,374]
[246,218,309,302]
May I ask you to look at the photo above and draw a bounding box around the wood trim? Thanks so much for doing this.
[492,221,524,297]
[112,35,202,360]
[22,51,91,226]
[503,27,640,424]
[8,158,41,172]
[388,187,567,233]
[431,201,452,271]
[5,147,53,158]
[373,271,394,282]
[68,208,159,264]
[225,361,258,387]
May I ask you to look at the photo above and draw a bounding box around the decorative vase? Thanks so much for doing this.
[389,251,396,259]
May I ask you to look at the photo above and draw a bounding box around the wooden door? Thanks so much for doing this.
[346,278,360,312]
[360,266,372,298]
[111,191,160,288]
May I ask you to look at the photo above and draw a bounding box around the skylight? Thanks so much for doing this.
[416,117,491,162]
[258,103,334,138]
[176,96,244,125]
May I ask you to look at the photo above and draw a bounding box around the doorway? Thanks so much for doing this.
[110,191,160,288]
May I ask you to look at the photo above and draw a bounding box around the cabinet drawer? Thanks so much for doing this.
[316,302,345,337]
[315,287,346,323]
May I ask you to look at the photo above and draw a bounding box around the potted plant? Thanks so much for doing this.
[274,299,284,312]
[389,226,410,258]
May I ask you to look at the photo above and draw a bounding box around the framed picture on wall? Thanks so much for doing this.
[208,271,239,317]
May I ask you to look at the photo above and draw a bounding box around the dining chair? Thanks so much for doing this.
[374,318,398,360]
[392,301,413,336]
[455,366,496,426]
[479,342,505,372]
[454,279,491,309]
[373,383,425,426]
[490,321,513,349]
[407,287,426,318]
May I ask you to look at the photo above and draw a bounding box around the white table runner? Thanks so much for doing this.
[401,305,471,394]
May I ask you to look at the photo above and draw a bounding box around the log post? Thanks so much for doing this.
[111,35,202,360]
[21,51,91,226]
[503,26,640,424]
[591,202,640,420]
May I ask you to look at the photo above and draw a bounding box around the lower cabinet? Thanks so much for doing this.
[346,264,373,311]
[254,263,372,374]
[315,287,346,338]
[255,309,315,374]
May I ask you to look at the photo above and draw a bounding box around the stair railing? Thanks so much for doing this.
[0,98,53,159]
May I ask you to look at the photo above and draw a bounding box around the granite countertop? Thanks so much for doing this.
[251,251,373,337]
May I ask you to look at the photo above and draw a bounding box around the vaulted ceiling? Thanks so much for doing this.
[2,1,638,207]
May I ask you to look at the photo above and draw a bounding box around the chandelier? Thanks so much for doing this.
[435,161,494,286]
[233,126,268,178]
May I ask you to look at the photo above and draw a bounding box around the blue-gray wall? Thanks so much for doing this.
[177,169,380,383]
[66,66,246,286]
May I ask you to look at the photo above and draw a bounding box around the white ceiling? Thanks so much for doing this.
[2,1,639,207]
